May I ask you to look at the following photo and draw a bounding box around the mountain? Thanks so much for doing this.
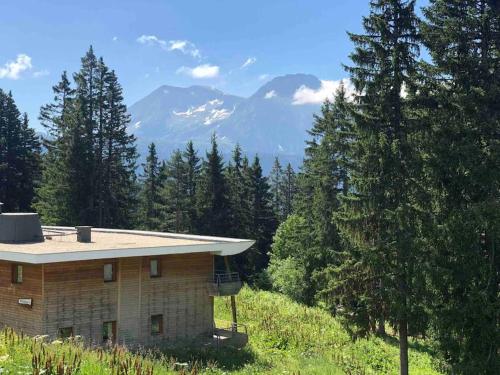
[128,74,323,170]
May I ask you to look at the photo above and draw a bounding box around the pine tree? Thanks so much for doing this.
[138,143,162,230]
[100,69,138,228]
[35,72,76,224]
[419,1,500,372]
[282,163,297,219]
[0,90,41,211]
[95,57,109,227]
[183,141,201,233]
[196,134,231,236]
[72,46,99,224]
[161,149,188,232]
[269,157,285,221]
[336,2,423,374]
[36,48,137,227]
[17,113,41,210]
[273,87,352,306]
[307,88,353,248]
[226,144,252,238]
[244,155,277,277]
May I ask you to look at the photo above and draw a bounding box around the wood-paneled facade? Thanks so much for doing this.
[0,252,214,346]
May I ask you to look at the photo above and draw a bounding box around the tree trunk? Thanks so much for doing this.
[377,316,386,336]
[399,318,409,375]
[230,296,238,332]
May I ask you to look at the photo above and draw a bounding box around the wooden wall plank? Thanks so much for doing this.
[0,260,43,335]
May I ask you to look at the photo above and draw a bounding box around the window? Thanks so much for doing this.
[12,264,23,284]
[103,263,116,282]
[151,314,163,336]
[102,321,116,343]
[59,327,73,339]
[150,259,161,278]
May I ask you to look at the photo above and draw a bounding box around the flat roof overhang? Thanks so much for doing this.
[0,227,255,264]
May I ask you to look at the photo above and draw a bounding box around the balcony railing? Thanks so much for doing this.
[208,272,242,296]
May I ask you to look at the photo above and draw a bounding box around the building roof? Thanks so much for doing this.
[0,226,254,264]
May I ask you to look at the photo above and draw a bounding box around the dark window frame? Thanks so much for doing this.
[102,321,117,343]
[103,262,117,282]
[150,258,161,278]
[59,327,73,339]
[151,314,163,336]
[11,264,23,284]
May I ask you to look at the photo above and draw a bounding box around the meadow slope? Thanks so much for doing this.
[0,287,441,374]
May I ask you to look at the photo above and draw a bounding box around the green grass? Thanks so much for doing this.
[213,287,441,375]
[0,286,441,374]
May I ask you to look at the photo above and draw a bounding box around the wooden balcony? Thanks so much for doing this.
[208,272,242,296]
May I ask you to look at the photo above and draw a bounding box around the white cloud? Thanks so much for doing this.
[264,90,277,99]
[0,54,33,80]
[241,57,256,69]
[137,34,168,49]
[292,78,355,105]
[168,40,200,58]
[133,121,141,129]
[33,69,49,78]
[112,36,118,42]
[177,64,220,79]
[137,35,201,58]
[258,74,270,81]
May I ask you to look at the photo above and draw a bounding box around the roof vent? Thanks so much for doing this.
[0,212,44,243]
[76,226,92,243]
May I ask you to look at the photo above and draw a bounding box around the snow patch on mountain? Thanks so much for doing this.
[203,107,234,125]
[173,98,227,119]
[208,98,223,106]
[264,90,277,99]
[173,104,207,117]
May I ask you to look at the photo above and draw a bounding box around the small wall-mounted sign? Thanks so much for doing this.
[18,298,32,307]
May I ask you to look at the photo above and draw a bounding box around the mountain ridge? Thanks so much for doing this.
[128,73,323,170]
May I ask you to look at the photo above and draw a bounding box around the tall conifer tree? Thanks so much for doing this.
[196,134,231,236]
[274,87,352,306]
[183,141,201,233]
[243,155,277,277]
[282,163,297,219]
[226,144,252,238]
[0,90,41,211]
[336,2,423,373]
[35,72,76,224]
[36,48,137,227]
[101,69,137,228]
[161,149,188,232]
[269,157,285,222]
[420,1,500,372]
[138,143,162,230]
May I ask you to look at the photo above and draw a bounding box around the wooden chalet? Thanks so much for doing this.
[0,205,253,347]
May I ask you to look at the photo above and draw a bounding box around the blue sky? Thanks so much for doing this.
[0,0,428,130]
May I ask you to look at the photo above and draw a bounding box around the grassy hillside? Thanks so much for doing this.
[0,287,441,374]
[214,287,440,375]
